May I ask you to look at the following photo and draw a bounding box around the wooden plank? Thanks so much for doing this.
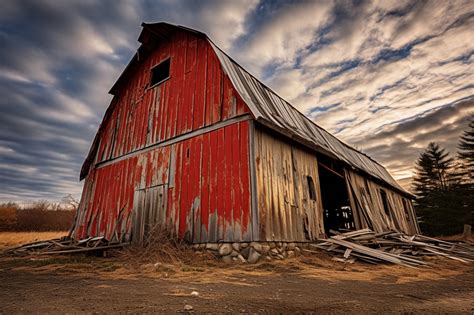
[193,38,207,130]
[275,138,285,240]
[205,44,214,126]
[241,121,253,241]
[158,74,168,142]
[191,136,203,243]
[208,129,219,242]
[216,127,226,241]
[269,135,281,240]
[232,123,242,241]
[221,74,234,120]
[200,132,211,242]
[290,148,303,241]
[212,57,222,124]
[179,139,191,239]
[171,143,183,236]
[223,125,234,241]
[185,36,197,73]
[324,238,425,267]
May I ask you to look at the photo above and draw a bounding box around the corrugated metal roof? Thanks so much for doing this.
[208,41,410,196]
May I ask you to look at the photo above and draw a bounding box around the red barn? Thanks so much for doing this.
[71,22,419,247]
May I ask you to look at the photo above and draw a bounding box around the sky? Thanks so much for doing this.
[0,0,473,203]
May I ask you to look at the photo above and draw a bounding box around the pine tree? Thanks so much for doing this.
[412,151,435,198]
[412,142,453,198]
[411,142,467,236]
[457,115,474,185]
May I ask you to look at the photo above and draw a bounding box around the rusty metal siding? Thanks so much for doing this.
[254,127,324,242]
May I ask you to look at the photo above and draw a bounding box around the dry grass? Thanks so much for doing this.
[1,226,472,286]
[0,231,67,249]
[118,226,218,276]
[117,232,472,285]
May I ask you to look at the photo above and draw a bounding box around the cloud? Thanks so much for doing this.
[351,98,473,190]
[233,1,334,76]
[138,0,258,51]
[236,1,473,191]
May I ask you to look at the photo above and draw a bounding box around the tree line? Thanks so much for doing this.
[412,116,473,236]
[0,198,77,232]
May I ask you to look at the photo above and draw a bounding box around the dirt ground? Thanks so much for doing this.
[0,250,473,314]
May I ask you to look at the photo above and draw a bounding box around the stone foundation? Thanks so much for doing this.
[192,242,309,263]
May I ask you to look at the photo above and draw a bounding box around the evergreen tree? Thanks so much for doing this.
[454,115,474,230]
[411,142,468,236]
[457,115,474,185]
[412,121,474,236]
[412,151,435,198]
[412,142,453,198]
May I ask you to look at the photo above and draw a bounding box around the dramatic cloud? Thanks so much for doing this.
[0,0,472,202]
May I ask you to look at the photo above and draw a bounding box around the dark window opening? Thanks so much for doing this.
[318,161,355,234]
[150,58,170,87]
[379,189,391,217]
[307,176,316,200]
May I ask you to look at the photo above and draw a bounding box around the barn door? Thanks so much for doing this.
[132,185,168,244]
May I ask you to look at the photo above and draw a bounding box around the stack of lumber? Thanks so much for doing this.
[311,229,474,267]
[1,236,129,257]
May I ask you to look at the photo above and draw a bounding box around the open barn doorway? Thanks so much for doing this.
[317,157,355,235]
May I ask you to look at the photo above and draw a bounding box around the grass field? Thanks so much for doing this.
[0,231,67,249]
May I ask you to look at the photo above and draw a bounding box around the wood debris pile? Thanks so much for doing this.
[1,236,129,257]
[310,229,474,267]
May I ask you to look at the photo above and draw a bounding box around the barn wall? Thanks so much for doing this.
[94,30,249,165]
[254,127,325,242]
[71,120,252,243]
[345,170,419,234]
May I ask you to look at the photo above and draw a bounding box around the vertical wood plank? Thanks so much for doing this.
[200,132,211,242]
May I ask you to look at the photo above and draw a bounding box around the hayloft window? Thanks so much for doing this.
[307,176,317,201]
[150,58,170,87]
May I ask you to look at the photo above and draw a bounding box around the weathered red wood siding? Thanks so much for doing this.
[168,121,252,242]
[72,30,253,242]
[73,121,252,242]
[94,31,249,165]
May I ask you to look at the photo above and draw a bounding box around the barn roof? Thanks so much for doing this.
[83,22,411,197]
[208,42,410,197]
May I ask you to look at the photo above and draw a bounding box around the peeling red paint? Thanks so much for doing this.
[72,28,252,242]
